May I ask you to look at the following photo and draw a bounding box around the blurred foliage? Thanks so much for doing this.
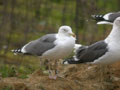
[0,0,119,77]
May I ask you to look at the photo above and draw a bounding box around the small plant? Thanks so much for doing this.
[37,84,45,90]
[0,65,17,78]
[2,85,13,90]
[0,64,35,79]
[18,74,28,79]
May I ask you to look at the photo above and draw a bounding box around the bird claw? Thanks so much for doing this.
[49,75,57,80]
[48,70,58,80]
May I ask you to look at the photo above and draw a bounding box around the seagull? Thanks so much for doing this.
[91,11,120,25]
[12,26,76,79]
[63,17,120,65]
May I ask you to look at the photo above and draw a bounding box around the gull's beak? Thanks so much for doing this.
[69,33,76,37]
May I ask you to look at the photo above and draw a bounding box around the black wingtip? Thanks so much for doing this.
[63,58,81,64]
[11,49,22,54]
[91,14,104,21]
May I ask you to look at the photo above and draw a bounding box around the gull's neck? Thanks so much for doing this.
[58,33,68,38]
[105,25,120,43]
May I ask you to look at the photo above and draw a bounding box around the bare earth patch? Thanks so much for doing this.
[0,62,120,90]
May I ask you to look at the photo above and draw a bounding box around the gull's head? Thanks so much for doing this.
[58,26,76,37]
[113,17,120,27]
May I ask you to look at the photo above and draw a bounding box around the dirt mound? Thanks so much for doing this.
[0,62,120,90]
[0,78,27,90]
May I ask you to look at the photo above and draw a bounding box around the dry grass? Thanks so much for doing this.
[0,61,120,90]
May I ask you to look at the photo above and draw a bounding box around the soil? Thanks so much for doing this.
[0,62,120,90]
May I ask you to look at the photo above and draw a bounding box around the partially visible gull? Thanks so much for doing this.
[63,17,120,64]
[12,26,76,79]
[91,11,120,25]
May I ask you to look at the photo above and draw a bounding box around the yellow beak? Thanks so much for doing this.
[69,33,76,37]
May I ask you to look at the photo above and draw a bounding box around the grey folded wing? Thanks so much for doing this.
[108,12,120,22]
[76,40,108,63]
[23,34,56,56]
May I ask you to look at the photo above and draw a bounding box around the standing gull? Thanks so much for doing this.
[63,17,120,64]
[92,11,120,25]
[12,26,76,79]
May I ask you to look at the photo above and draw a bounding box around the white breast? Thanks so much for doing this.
[92,40,120,64]
[92,26,120,64]
[41,35,75,60]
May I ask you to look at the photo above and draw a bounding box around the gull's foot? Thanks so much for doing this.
[49,75,57,80]
[48,70,57,80]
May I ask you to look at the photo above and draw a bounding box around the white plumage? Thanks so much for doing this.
[63,17,120,65]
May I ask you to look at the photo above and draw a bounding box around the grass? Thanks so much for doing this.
[2,85,13,90]
[0,53,42,79]
[0,64,30,79]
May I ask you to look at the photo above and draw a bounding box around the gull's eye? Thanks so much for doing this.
[63,29,68,32]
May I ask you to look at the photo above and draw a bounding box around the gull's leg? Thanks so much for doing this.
[48,59,57,79]
[48,59,53,79]
[49,60,58,79]
[54,60,58,78]
[54,59,64,78]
